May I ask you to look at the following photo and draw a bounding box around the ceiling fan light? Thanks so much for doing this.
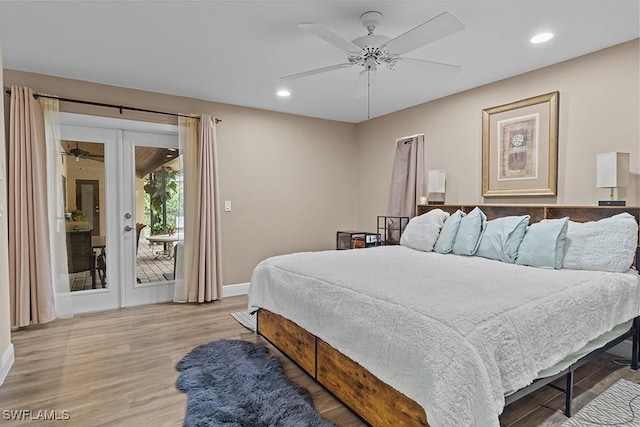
[277,90,290,97]
[530,32,554,44]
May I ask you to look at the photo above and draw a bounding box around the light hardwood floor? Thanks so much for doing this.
[1,295,638,426]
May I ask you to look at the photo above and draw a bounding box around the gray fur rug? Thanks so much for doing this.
[176,339,334,427]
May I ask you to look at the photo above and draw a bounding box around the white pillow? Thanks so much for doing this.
[434,210,465,254]
[400,209,450,252]
[452,207,487,256]
[476,215,530,263]
[562,213,638,273]
[516,217,569,269]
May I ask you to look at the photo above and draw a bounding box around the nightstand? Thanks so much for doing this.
[336,231,381,250]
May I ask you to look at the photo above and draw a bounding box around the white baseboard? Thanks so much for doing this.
[223,283,250,297]
[606,339,633,359]
[0,343,15,385]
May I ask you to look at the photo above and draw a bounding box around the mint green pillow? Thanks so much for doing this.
[452,207,487,256]
[516,217,569,269]
[434,210,465,254]
[476,215,530,263]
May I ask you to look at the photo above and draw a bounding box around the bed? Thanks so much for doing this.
[248,205,640,427]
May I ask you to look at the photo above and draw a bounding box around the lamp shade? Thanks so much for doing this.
[427,170,446,193]
[596,152,629,188]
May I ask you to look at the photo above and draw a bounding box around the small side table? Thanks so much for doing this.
[336,231,381,250]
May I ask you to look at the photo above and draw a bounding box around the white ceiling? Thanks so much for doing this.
[0,1,638,123]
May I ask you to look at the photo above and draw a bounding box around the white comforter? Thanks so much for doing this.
[248,246,640,427]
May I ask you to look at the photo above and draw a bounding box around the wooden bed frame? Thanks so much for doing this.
[256,205,640,427]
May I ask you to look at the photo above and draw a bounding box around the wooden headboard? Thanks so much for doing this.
[416,204,639,224]
[416,204,640,266]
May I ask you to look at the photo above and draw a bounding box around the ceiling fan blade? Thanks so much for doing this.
[298,22,361,53]
[399,57,462,80]
[383,11,465,55]
[281,63,353,80]
[355,68,377,98]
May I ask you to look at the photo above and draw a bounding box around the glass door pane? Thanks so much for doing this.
[122,129,179,308]
[61,140,107,292]
[134,146,181,285]
[59,121,121,314]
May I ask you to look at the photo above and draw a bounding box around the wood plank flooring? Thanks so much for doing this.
[0,295,638,426]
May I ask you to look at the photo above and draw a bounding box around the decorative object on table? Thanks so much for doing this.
[70,209,87,222]
[66,209,91,231]
[377,216,409,245]
[562,379,640,427]
[336,231,381,250]
[482,91,559,197]
[427,170,446,205]
[597,152,629,206]
[230,311,257,332]
[176,339,333,427]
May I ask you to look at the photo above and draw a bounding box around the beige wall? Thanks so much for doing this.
[0,41,13,380]
[355,39,640,229]
[3,39,637,288]
[3,69,358,285]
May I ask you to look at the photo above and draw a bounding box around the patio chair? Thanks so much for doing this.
[66,230,97,289]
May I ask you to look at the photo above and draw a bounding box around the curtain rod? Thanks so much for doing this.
[3,89,221,124]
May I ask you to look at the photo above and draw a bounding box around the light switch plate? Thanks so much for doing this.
[224,200,231,212]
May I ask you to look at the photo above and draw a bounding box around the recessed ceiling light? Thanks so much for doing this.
[530,32,554,44]
[277,90,290,97]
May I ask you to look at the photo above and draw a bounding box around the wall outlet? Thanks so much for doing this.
[224,200,231,212]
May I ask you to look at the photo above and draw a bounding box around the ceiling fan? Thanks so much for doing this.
[282,11,465,98]
[61,141,104,161]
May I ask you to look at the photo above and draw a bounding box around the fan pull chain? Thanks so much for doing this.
[367,68,371,119]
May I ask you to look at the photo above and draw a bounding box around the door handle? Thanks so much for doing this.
[124,225,133,232]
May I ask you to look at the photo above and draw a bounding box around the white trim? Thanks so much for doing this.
[59,112,178,134]
[223,283,250,297]
[0,343,15,385]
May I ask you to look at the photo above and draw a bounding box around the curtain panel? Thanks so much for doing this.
[42,97,72,317]
[388,134,425,219]
[8,87,56,326]
[175,114,223,303]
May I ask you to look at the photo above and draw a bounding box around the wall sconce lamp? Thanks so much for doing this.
[596,152,629,206]
[426,170,446,205]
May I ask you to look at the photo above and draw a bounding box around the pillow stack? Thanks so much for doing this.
[398,208,638,273]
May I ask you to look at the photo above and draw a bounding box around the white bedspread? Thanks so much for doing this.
[248,246,640,427]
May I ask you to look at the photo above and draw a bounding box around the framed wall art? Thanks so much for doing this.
[482,91,559,196]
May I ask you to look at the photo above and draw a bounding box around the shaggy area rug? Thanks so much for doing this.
[562,379,640,426]
[176,339,334,427]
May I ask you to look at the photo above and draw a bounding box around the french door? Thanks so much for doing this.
[59,113,180,314]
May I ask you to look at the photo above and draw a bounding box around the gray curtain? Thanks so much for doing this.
[388,134,425,219]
